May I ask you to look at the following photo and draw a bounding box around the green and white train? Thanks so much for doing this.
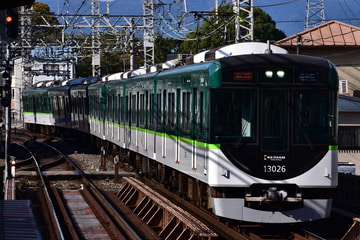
[22,42,338,223]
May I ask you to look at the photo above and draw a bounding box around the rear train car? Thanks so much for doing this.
[23,88,53,126]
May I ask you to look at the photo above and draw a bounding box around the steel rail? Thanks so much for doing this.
[44,141,143,240]
[18,142,66,240]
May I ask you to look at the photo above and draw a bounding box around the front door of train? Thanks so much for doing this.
[260,89,290,179]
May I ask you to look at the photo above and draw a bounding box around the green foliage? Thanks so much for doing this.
[178,5,286,54]
[154,34,183,63]
[32,2,61,42]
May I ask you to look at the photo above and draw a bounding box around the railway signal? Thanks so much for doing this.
[0,8,18,42]
[0,70,11,107]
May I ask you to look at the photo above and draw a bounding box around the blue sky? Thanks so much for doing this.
[39,0,360,37]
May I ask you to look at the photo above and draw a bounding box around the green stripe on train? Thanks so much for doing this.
[91,117,220,150]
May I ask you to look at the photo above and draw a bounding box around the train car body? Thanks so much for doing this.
[70,84,90,132]
[22,88,53,126]
[88,83,106,140]
[48,86,72,128]
[22,42,338,223]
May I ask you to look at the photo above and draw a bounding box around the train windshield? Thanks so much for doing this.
[262,90,288,150]
[212,89,257,143]
[294,90,334,144]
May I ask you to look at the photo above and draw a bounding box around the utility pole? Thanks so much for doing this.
[0,8,18,182]
[3,49,12,181]
[143,0,155,68]
[304,0,325,29]
[91,0,101,76]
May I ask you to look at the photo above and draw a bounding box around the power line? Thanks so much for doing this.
[254,0,303,8]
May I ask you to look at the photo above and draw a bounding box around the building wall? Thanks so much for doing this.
[339,112,360,126]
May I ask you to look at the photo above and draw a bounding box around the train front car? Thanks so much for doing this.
[208,54,338,223]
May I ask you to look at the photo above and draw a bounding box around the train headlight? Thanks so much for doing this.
[277,70,285,78]
[265,71,273,78]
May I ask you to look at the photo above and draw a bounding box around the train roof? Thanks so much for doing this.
[61,76,101,86]
[188,42,288,63]
[218,53,332,71]
[22,88,48,93]
[22,88,49,95]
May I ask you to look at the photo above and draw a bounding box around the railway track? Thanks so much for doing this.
[12,140,143,240]
[8,137,354,240]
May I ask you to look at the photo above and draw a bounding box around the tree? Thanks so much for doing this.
[31,2,61,43]
[154,34,183,63]
[179,5,286,54]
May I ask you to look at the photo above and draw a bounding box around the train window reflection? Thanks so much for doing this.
[212,89,256,143]
[294,90,331,144]
[262,90,288,150]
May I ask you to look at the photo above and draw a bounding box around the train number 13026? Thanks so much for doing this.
[264,165,286,173]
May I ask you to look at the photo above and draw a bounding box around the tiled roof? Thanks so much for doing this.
[275,20,360,47]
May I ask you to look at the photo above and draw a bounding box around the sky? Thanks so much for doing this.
[37,0,360,37]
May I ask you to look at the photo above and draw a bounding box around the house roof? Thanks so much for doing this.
[339,95,360,112]
[275,20,360,47]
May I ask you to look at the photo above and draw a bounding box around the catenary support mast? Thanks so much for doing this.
[304,0,325,29]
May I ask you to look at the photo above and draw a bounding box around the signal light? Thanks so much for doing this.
[5,16,13,23]
[2,71,10,79]
[0,8,18,42]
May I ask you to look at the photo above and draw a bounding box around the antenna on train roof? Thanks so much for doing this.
[265,40,273,54]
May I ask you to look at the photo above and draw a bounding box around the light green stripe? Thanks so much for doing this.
[329,145,338,150]
[90,118,220,150]
[24,111,52,115]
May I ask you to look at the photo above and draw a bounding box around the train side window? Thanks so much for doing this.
[59,96,65,116]
[79,96,83,115]
[162,90,166,128]
[131,93,137,124]
[139,93,145,126]
[95,96,99,119]
[182,91,191,132]
[48,96,52,112]
[107,95,113,121]
[149,93,154,127]
[73,97,78,114]
[84,95,89,115]
[54,96,58,113]
[43,96,49,112]
[93,96,97,118]
[50,96,54,113]
[88,96,92,117]
[35,96,41,112]
[125,96,129,122]
[114,95,118,123]
[199,91,204,135]
[117,95,121,123]
[120,96,124,122]
[157,93,162,128]
[167,92,175,129]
